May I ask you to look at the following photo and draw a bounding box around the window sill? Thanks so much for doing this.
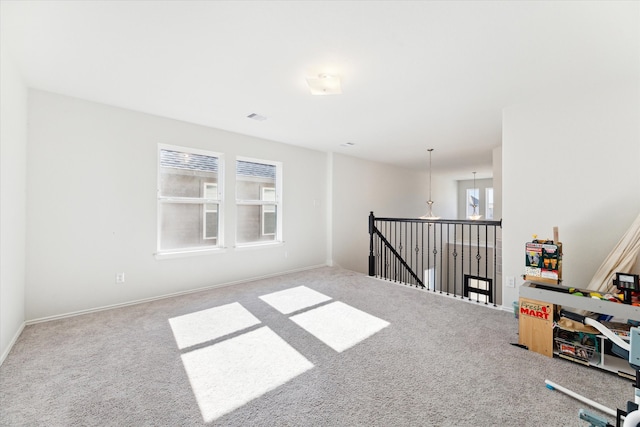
[154,247,227,260]
[234,241,284,251]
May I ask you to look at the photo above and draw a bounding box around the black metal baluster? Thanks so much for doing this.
[464,224,467,298]
[475,223,481,303]
[375,220,380,278]
[403,221,407,285]
[433,223,442,293]
[445,223,450,295]
[484,224,489,305]
[452,224,458,297]
[492,225,497,307]
[393,221,397,282]
[427,222,431,291]
[383,220,387,280]
[468,224,472,301]
[399,221,402,283]
[421,222,424,289]
[384,231,388,280]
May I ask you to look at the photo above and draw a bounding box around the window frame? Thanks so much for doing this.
[156,144,224,256]
[235,156,282,247]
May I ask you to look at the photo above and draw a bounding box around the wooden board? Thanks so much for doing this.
[525,275,559,285]
[518,297,554,358]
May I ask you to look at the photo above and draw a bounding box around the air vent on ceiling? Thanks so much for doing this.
[247,113,267,121]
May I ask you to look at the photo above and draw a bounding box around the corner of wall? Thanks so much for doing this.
[0,43,28,362]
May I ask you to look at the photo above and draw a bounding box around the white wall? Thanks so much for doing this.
[435,175,458,221]
[26,90,328,320]
[330,153,456,274]
[0,46,27,361]
[492,146,503,221]
[502,81,640,307]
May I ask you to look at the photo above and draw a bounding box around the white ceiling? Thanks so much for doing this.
[2,1,638,178]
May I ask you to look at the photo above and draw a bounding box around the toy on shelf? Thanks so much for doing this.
[615,272,640,305]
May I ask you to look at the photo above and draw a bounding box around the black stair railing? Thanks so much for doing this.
[368,211,502,306]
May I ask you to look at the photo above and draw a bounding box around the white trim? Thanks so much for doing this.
[159,197,219,204]
[24,265,328,326]
[500,304,514,313]
[234,241,284,251]
[155,247,227,260]
[0,322,25,367]
[236,199,274,206]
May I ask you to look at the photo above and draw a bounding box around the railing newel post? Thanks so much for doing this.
[368,212,375,276]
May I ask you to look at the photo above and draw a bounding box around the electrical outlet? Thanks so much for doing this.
[507,276,515,288]
[116,273,125,284]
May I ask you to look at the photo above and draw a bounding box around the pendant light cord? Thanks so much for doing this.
[428,148,434,202]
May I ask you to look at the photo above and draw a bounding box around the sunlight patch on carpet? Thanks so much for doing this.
[181,326,314,422]
[290,301,390,352]
[168,302,260,349]
[259,285,332,314]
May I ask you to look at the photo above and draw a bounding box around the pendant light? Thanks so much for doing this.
[469,171,482,220]
[420,148,440,220]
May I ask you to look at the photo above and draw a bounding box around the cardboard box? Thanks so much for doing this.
[518,297,555,357]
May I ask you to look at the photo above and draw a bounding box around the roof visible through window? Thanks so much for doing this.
[236,160,276,179]
[160,149,218,172]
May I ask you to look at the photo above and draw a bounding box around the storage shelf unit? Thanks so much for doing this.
[520,281,640,320]
[598,337,634,378]
[519,281,640,377]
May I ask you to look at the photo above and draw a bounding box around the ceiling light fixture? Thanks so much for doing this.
[306,73,341,95]
[420,148,440,220]
[469,171,482,220]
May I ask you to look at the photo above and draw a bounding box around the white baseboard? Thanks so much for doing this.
[0,321,26,367]
[500,304,516,313]
[26,264,328,326]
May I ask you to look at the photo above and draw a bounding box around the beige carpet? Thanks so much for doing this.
[0,267,632,426]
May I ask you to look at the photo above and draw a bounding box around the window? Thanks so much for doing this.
[236,158,282,245]
[157,145,223,253]
[485,188,494,220]
[466,188,479,218]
